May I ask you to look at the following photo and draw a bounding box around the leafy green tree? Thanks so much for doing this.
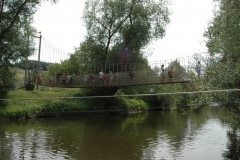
[0,0,57,68]
[82,0,170,64]
[47,45,88,76]
[15,60,50,71]
[195,0,240,121]
[68,51,83,75]
[0,0,57,98]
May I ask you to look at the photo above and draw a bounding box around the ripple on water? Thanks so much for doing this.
[0,130,75,160]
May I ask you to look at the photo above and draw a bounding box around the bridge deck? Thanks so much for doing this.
[23,70,192,89]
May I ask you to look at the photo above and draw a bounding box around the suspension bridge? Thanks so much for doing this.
[16,35,209,89]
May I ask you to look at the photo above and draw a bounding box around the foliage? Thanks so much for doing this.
[0,103,40,120]
[115,82,196,109]
[0,0,57,68]
[0,67,16,99]
[40,101,84,113]
[0,88,80,120]
[146,84,188,108]
[195,0,240,122]
[117,60,196,108]
[0,87,148,120]
[26,83,35,90]
[15,60,51,71]
[0,0,58,96]
[82,0,170,64]
[47,54,83,76]
[121,98,148,110]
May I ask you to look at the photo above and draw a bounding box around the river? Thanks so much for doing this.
[0,106,239,160]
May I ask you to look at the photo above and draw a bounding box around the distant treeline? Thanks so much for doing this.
[15,60,53,71]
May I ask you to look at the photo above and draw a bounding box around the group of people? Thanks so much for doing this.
[83,73,98,86]
[83,70,120,86]
[160,61,201,81]
[160,65,174,81]
[80,67,137,86]
[35,61,201,86]
[33,70,43,84]
[98,70,115,86]
[51,72,76,85]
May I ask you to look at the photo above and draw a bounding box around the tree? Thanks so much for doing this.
[197,0,240,121]
[82,0,170,64]
[0,0,58,68]
[0,0,57,98]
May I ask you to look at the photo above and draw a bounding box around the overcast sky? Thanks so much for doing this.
[33,0,215,62]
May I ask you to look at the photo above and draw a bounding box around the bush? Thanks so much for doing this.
[0,87,8,99]
[26,83,35,90]
[0,67,16,99]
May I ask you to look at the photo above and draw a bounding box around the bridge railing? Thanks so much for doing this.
[30,69,193,88]
[14,55,209,89]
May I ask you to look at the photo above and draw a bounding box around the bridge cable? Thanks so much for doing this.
[1,88,240,101]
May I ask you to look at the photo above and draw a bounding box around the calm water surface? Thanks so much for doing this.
[0,106,239,160]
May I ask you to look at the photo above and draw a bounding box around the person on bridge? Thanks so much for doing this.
[109,71,113,85]
[83,73,88,86]
[37,72,42,84]
[168,67,174,81]
[161,65,165,81]
[33,70,39,83]
[129,67,135,84]
[56,72,61,85]
[115,72,120,85]
[99,70,104,85]
[195,61,201,78]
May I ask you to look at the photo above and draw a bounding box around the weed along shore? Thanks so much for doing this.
[0,87,150,121]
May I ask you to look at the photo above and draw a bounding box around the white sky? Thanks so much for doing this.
[33,0,215,63]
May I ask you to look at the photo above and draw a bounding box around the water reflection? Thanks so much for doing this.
[0,106,239,160]
[222,129,240,159]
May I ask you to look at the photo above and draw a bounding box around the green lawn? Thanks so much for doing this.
[0,87,82,120]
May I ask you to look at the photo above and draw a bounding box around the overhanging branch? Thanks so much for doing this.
[0,0,29,42]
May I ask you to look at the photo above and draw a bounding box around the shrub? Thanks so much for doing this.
[26,83,35,90]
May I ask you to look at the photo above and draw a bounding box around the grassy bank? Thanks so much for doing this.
[0,86,148,121]
[0,87,80,120]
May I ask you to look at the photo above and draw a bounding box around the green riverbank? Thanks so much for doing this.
[0,86,149,121]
